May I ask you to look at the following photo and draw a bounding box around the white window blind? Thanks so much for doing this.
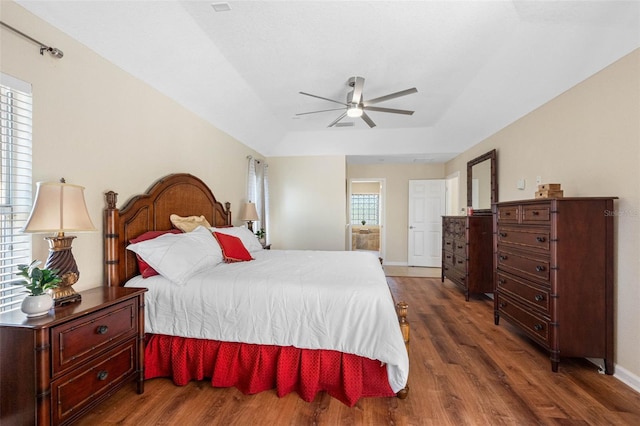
[0,73,33,312]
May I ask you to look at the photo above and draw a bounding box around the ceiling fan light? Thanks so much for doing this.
[347,105,363,118]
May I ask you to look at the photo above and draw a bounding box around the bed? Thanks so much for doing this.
[103,173,409,406]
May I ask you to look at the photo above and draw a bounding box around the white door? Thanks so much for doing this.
[408,179,445,267]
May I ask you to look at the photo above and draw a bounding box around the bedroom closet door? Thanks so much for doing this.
[408,179,445,267]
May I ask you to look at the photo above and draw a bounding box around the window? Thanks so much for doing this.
[0,74,33,312]
[351,194,379,225]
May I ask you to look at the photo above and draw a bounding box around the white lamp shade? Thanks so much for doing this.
[240,202,259,221]
[22,181,96,233]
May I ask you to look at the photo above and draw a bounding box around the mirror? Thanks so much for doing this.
[467,149,497,215]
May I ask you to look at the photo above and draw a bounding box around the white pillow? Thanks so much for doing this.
[127,226,223,285]
[210,226,263,252]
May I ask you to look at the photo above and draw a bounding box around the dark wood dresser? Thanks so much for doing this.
[493,198,616,373]
[0,286,146,425]
[441,215,493,301]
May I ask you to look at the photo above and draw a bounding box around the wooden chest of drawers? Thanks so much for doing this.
[493,198,616,374]
[441,215,493,301]
[0,286,146,425]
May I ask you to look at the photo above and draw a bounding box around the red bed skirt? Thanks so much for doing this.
[144,334,395,406]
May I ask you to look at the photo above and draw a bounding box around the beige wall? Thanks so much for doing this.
[446,50,640,384]
[1,1,262,291]
[347,163,445,264]
[267,155,346,250]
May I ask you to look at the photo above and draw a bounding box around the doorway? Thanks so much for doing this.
[408,179,445,267]
[348,179,385,260]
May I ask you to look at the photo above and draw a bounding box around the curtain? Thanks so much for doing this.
[247,156,269,243]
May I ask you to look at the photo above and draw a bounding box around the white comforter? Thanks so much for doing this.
[125,249,409,392]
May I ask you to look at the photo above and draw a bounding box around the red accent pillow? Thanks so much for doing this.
[130,229,183,277]
[213,231,253,263]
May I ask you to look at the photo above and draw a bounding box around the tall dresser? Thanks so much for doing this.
[493,197,616,374]
[441,215,493,301]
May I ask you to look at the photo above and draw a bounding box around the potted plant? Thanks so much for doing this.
[16,260,61,317]
[255,228,266,246]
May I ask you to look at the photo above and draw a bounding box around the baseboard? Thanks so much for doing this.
[614,364,640,394]
[383,261,408,266]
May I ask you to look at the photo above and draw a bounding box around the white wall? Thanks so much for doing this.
[446,49,640,387]
[1,1,262,291]
[267,156,346,250]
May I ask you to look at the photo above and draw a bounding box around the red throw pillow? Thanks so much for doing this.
[129,229,183,277]
[213,231,253,263]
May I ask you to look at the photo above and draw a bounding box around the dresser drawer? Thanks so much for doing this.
[522,203,551,224]
[443,237,454,253]
[52,298,138,375]
[496,205,519,223]
[51,339,137,425]
[497,272,550,315]
[497,227,550,252]
[445,267,466,288]
[497,249,550,283]
[453,239,466,259]
[496,294,551,347]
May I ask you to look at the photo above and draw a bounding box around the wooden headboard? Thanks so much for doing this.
[104,173,232,286]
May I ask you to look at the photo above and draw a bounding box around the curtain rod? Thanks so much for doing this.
[0,21,64,58]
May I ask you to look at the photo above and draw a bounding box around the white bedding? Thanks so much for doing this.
[125,249,409,393]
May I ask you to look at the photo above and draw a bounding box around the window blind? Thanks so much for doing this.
[0,73,33,312]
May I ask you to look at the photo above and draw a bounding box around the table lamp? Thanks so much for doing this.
[22,178,96,305]
[240,202,259,232]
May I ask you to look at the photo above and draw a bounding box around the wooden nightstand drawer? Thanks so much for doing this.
[52,297,138,375]
[51,339,137,425]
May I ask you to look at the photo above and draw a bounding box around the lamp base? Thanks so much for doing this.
[50,286,82,306]
[44,234,82,306]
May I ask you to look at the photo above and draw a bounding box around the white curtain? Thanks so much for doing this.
[247,156,269,243]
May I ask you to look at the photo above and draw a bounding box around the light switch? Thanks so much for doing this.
[517,179,526,190]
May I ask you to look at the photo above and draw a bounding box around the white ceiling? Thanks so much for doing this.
[16,1,640,164]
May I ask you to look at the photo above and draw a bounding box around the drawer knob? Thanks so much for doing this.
[499,232,507,238]
[534,294,545,302]
[536,236,546,242]
[499,255,508,261]
[96,325,109,335]
[535,265,546,272]
[97,370,109,381]
[534,324,544,331]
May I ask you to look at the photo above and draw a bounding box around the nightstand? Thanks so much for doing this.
[0,286,146,425]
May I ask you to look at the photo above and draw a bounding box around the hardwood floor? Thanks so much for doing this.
[78,277,640,425]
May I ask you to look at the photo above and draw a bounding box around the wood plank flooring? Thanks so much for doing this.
[78,277,640,425]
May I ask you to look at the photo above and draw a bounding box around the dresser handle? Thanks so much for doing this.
[534,294,545,302]
[97,370,109,381]
[534,324,544,331]
[457,260,463,264]
[535,265,546,272]
[499,232,507,237]
[499,255,508,261]
[532,211,540,216]
[536,236,546,242]
[504,212,511,216]
[499,302,507,308]
[96,325,109,335]
[446,241,451,246]
[498,278,506,284]
[457,244,463,249]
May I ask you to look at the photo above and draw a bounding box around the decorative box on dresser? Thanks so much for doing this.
[493,197,616,374]
[0,286,146,425]
[441,215,493,301]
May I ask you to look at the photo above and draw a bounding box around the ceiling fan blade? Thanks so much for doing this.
[328,112,348,127]
[365,106,414,115]
[295,107,346,116]
[299,91,347,106]
[350,76,365,105]
[363,87,418,106]
[361,112,376,128]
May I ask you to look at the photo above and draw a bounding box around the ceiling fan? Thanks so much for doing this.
[297,77,418,128]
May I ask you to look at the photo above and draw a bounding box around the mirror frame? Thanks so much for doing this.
[467,149,497,216]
